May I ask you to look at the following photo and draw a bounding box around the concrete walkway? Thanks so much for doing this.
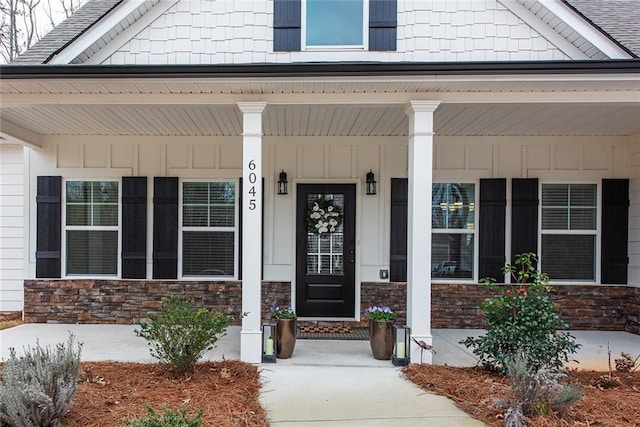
[2,325,640,426]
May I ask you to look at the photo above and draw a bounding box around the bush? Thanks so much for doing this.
[0,334,82,427]
[135,296,235,375]
[123,404,203,427]
[460,253,580,372]
[506,355,583,418]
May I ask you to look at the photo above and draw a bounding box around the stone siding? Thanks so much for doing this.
[23,280,638,334]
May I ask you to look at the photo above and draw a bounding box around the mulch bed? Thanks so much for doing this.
[404,364,640,426]
[64,361,268,426]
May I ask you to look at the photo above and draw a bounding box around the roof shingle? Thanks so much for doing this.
[11,0,122,64]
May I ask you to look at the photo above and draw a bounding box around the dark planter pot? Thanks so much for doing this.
[276,318,297,359]
[369,319,394,360]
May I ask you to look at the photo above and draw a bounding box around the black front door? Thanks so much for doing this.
[296,184,356,318]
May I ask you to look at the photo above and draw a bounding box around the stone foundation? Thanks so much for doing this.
[23,279,639,334]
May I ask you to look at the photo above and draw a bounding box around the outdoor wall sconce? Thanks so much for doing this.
[277,170,288,195]
[392,325,410,366]
[262,321,277,363]
[366,169,377,195]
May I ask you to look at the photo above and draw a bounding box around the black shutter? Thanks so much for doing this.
[153,177,178,279]
[369,0,397,51]
[601,179,629,284]
[36,176,62,278]
[273,0,301,51]
[122,177,147,279]
[478,179,506,282]
[511,178,538,264]
[390,178,408,281]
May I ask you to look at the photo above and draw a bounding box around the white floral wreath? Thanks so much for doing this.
[306,196,343,235]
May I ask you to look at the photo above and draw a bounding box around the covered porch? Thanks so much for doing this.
[1,61,639,363]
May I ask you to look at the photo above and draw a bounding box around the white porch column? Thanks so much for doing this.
[404,100,441,364]
[238,102,267,363]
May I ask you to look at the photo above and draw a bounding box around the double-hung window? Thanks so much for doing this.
[431,183,476,280]
[303,0,365,48]
[541,183,597,281]
[181,181,237,278]
[65,180,119,276]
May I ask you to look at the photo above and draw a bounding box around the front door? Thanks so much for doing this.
[296,184,356,318]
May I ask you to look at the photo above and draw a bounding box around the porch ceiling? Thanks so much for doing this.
[1,76,639,139]
[1,103,639,138]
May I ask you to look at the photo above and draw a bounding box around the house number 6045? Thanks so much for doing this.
[247,159,257,210]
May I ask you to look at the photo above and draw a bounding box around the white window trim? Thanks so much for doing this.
[301,0,369,51]
[538,181,600,284]
[178,179,239,280]
[431,181,479,283]
[62,178,121,278]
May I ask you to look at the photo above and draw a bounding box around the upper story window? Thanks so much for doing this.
[541,183,597,281]
[65,180,119,276]
[304,0,365,48]
[181,181,237,278]
[431,183,476,280]
[274,0,397,52]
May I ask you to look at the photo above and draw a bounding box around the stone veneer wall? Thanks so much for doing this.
[23,280,638,333]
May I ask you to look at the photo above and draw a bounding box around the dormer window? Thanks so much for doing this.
[304,0,365,49]
[274,0,396,52]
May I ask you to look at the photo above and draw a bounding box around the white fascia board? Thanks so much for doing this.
[49,0,176,65]
[538,0,632,59]
[0,118,42,149]
[498,0,588,59]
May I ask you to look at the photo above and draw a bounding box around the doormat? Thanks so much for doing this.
[297,326,369,340]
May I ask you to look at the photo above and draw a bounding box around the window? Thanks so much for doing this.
[431,183,476,280]
[541,183,597,281]
[273,0,397,52]
[65,180,119,275]
[304,0,365,48]
[181,181,237,278]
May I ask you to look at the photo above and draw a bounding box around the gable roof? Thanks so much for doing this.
[11,0,122,64]
[10,0,640,64]
[564,0,640,57]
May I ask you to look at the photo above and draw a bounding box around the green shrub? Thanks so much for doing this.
[135,295,235,375]
[460,253,580,372]
[0,334,82,427]
[123,404,203,427]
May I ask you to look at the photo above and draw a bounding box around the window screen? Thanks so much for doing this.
[182,182,236,277]
[541,183,597,281]
[65,180,118,275]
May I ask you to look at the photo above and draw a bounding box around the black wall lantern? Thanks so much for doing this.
[277,170,288,195]
[366,169,377,195]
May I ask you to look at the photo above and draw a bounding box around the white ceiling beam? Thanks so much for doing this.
[1,90,638,106]
[0,118,42,149]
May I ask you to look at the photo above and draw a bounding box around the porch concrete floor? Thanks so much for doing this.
[2,325,639,426]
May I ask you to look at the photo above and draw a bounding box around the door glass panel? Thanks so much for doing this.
[306,193,344,275]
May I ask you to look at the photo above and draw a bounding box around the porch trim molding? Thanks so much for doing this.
[405,100,441,365]
[238,101,267,363]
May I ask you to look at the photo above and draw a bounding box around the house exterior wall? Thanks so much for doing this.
[627,135,640,285]
[101,0,569,65]
[24,133,628,286]
[0,144,26,311]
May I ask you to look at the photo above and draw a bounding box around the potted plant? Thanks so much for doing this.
[269,303,297,359]
[364,305,396,360]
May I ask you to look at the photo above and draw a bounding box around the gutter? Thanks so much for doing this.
[1,60,640,79]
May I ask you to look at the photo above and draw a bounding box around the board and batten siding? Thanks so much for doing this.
[23,135,629,289]
[99,0,569,65]
[0,144,26,311]
[626,135,640,286]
